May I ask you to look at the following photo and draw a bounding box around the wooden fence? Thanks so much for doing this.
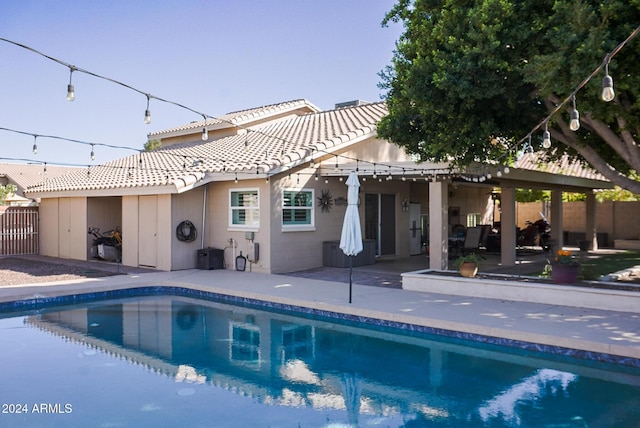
[0,207,39,255]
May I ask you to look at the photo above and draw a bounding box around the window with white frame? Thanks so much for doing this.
[466,213,481,228]
[230,189,259,229]
[282,189,314,230]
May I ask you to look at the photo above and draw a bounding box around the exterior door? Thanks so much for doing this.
[409,203,422,255]
[365,193,396,256]
[138,196,157,268]
[58,198,71,259]
[380,194,396,255]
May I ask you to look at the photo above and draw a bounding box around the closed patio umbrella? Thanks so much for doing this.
[339,171,363,304]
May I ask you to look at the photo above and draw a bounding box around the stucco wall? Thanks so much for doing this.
[171,188,205,270]
[204,179,271,273]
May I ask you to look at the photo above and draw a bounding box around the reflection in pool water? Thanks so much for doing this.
[1,295,639,427]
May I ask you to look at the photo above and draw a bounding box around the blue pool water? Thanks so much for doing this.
[1,291,639,427]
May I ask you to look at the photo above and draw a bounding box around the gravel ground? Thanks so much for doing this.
[0,257,123,286]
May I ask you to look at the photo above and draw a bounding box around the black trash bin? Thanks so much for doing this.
[197,248,224,270]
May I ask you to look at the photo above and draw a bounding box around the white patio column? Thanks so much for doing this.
[586,191,598,251]
[429,180,449,270]
[551,190,564,249]
[500,187,516,266]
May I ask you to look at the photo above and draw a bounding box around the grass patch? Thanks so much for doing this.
[530,250,640,279]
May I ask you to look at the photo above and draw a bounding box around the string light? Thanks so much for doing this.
[90,144,95,161]
[569,95,580,131]
[542,122,551,149]
[201,115,208,141]
[0,37,517,182]
[502,24,640,159]
[66,66,75,101]
[32,135,37,155]
[144,95,151,124]
[234,173,238,184]
[602,56,615,102]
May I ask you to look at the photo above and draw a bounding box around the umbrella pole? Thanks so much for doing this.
[349,256,353,304]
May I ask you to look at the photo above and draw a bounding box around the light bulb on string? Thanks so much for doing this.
[602,60,615,102]
[542,123,551,149]
[144,95,151,124]
[334,156,339,171]
[90,144,95,161]
[66,66,75,101]
[503,166,510,174]
[569,95,580,131]
[32,135,37,155]
[234,173,238,184]
[201,115,208,141]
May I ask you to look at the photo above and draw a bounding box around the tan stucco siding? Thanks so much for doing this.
[268,172,345,274]
[171,188,205,270]
[205,179,271,273]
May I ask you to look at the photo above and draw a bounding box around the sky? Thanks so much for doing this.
[0,0,403,167]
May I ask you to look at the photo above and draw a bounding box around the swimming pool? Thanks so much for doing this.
[2,289,639,427]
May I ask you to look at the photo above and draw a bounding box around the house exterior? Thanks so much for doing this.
[26,99,613,273]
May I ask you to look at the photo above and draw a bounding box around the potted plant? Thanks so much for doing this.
[550,249,580,284]
[454,253,480,278]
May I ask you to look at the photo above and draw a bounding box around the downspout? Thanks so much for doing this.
[201,185,207,249]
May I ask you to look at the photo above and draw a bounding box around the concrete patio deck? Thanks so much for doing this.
[0,251,638,366]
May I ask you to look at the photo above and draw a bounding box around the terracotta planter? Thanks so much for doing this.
[459,262,478,278]
[551,263,580,284]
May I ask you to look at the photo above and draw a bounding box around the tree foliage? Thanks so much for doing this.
[144,139,161,152]
[0,183,17,205]
[379,0,640,193]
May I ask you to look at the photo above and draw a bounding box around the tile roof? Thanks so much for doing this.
[0,163,79,196]
[23,98,611,195]
[147,99,321,138]
[26,102,388,194]
[514,151,608,182]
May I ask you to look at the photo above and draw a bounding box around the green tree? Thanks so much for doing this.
[144,139,161,151]
[379,0,640,193]
[0,183,17,205]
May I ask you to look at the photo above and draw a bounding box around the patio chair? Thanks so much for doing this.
[462,227,483,255]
